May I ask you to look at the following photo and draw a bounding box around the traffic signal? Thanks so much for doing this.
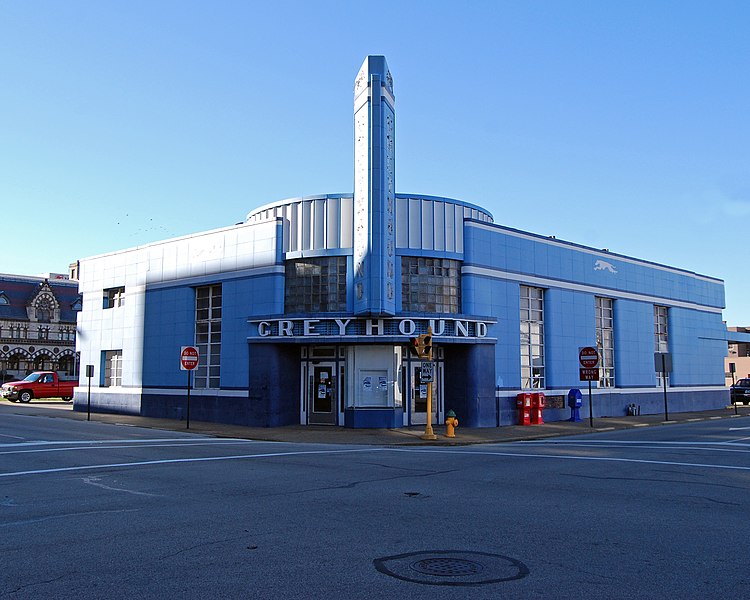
[408,333,433,359]
[422,333,432,360]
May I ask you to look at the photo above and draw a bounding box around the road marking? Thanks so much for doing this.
[0,447,381,479]
[394,448,750,472]
[0,440,263,456]
[3,443,749,480]
[633,423,649,427]
[0,437,252,448]
[729,426,750,431]
[82,475,162,497]
[526,440,750,447]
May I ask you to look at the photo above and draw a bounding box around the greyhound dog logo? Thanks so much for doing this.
[594,259,617,274]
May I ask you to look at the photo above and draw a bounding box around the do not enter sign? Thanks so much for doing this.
[180,346,199,371]
[579,346,599,368]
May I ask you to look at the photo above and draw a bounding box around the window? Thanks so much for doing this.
[401,257,461,314]
[103,287,125,309]
[595,297,615,387]
[0,292,8,305]
[285,257,347,313]
[35,293,55,322]
[195,284,221,389]
[103,350,122,387]
[654,305,669,387]
[520,286,545,388]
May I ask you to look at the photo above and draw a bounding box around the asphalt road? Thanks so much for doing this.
[2,412,749,599]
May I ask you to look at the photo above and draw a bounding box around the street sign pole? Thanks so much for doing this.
[662,354,668,421]
[420,326,437,441]
[186,368,191,429]
[180,346,199,430]
[578,347,599,429]
[86,364,94,422]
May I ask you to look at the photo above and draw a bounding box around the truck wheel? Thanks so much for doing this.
[19,391,32,403]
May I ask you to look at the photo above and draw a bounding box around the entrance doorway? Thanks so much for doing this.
[308,363,337,425]
[409,361,440,425]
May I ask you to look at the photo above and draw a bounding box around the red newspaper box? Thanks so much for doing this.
[531,392,546,424]
[516,393,532,426]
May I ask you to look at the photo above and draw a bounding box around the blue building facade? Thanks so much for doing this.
[73,56,731,428]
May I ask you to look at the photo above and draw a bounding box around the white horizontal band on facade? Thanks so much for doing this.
[463,265,724,314]
[465,221,723,285]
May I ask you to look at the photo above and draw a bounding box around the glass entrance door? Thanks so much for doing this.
[309,363,337,425]
[409,362,439,425]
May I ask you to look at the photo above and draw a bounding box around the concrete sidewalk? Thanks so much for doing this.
[3,400,750,445]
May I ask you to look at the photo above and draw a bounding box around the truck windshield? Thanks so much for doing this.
[22,373,42,382]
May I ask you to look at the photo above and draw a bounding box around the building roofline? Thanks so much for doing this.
[465,219,724,285]
[246,192,493,222]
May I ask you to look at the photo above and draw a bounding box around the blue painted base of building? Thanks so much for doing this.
[140,392,297,428]
[344,407,403,428]
[497,388,730,427]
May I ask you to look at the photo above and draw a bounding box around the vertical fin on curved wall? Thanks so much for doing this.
[353,56,396,316]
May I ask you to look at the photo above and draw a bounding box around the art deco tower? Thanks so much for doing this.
[352,56,396,316]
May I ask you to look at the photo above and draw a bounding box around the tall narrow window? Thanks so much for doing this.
[595,297,615,387]
[520,285,545,389]
[195,284,221,389]
[103,350,122,387]
[654,305,669,387]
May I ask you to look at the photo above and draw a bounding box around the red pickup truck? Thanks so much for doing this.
[1,371,77,403]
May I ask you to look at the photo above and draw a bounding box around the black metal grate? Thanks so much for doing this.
[411,558,483,577]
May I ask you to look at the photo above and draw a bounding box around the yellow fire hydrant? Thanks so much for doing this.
[445,410,458,438]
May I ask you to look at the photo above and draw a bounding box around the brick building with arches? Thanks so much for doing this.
[0,273,80,382]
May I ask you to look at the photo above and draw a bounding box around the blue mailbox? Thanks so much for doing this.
[567,388,583,422]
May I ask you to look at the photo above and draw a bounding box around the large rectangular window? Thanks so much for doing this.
[103,350,122,387]
[596,297,615,387]
[401,257,461,314]
[195,284,222,389]
[285,257,347,313]
[654,305,669,387]
[520,285,545,389]
[103,286,125,309]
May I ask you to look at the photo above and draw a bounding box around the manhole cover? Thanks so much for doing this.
[411,557,483,577]
[374,550,529,586]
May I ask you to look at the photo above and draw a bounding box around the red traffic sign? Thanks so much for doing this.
[579,367,599,381]
[579,346,599,368]
[180,346,199,371]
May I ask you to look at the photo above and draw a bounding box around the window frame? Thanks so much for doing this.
[595,297,615,388]
[103,286,125,309]
[520,285,545,389]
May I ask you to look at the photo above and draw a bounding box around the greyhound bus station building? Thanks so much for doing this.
[72,56,749,429]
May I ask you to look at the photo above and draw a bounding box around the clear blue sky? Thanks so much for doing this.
[1,1,748,324]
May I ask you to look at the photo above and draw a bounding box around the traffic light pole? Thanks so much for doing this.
[420,326,437,441]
